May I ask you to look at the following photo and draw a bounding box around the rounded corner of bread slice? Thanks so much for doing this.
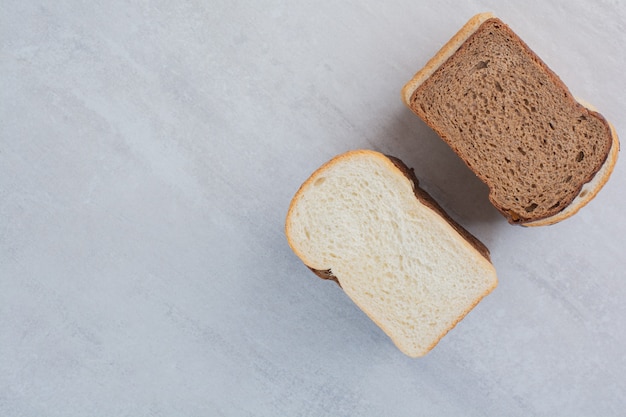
[285,150,498,357]
[522,102,620,227]
[401,12,496,107]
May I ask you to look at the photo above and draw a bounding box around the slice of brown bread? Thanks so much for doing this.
[402,13,619,226]
[285,150,497,357]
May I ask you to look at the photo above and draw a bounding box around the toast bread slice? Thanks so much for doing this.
[285,150,497,357]
[402,13,619,226]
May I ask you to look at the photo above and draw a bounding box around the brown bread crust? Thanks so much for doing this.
[309,267,340,286]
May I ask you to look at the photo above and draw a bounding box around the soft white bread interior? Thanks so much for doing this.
[285,150,498,357]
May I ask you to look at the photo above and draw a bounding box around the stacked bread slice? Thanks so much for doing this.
[286,150,498,357]
[286,13,618,357]
[402,12,619,225]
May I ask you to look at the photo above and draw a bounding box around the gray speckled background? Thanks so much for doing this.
[2,1,625,415]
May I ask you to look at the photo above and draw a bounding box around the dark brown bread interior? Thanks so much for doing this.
[408,18,613,224]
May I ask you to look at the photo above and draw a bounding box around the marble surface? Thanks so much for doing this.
[2,1,626,415]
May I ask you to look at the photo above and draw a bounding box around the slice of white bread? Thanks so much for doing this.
[285,150,498,357]
[402,13,619,226]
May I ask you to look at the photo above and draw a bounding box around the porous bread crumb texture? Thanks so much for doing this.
[286,151,497,357]
[409,18,613,223]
